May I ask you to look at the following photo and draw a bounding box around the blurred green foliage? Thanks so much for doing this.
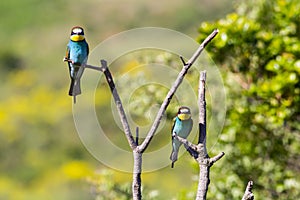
[197,0,300,199]
[87,169,161,200]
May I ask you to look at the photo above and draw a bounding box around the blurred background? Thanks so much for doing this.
[1,0,299,199]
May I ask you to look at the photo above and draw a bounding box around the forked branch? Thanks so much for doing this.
[96,29,219,200]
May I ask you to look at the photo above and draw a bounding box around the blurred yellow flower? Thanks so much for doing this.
[61,160,93,180]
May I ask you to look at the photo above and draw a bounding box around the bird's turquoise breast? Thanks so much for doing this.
[173,117,192,138]
[68,40,88,64]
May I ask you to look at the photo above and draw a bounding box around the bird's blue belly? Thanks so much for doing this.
[173,119,192,138]
[69,42,88,64]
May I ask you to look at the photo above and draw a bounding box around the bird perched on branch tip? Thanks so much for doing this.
[170,106,193,168]
[63,26,89,104]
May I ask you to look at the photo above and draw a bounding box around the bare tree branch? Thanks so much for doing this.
[186,29,219,66]
[242,181,254,200]
[135,127,139,146]
[100,60,142,199]
[197,163,210,200]
[138,29,219,153]
[173,135,198,152]
[100,60,137,150]
[198,71,207,151]
[209,152,225,166]
[196,71,218,200]
[84,64,104,71]
[64,59,105,71]
[132,150,142,200]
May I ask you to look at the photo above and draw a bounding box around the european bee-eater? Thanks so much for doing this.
[170,106,193,168]
[63,26,89,103]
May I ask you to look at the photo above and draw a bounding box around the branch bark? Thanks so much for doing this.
[132,150,142,200]
[100,60,137,150]
[196,71,225,200]
[242,181,254,200]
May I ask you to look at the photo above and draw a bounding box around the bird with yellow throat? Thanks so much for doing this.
[170,106,193,168]
[63,26,89,103]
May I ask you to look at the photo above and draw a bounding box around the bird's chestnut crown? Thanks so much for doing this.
[71,26,84,35]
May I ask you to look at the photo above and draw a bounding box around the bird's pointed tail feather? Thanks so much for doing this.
[170,150,178,168]
[69,78,81,97]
